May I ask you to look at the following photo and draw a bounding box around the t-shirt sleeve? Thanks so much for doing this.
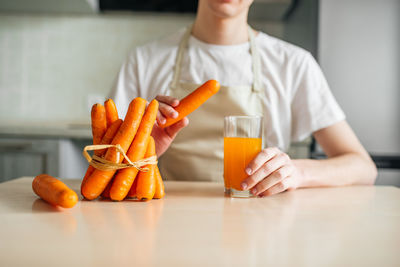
[108,49,140,119]
[290,52,346,142]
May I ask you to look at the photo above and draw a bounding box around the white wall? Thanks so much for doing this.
[319,0,400,185]
[0,13,194,124]
[0,12,283,125]
[319,0,400,154]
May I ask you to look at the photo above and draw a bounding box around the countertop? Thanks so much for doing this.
[0,122,91,139]
[1,178,399,266]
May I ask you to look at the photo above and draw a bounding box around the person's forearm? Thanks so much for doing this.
[293,153,377,188]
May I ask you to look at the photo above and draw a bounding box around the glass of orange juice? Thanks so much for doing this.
[224,116,262,198]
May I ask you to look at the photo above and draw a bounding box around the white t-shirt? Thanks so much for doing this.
[110,28,345,151]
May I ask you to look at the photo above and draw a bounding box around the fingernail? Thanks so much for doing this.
[251,188,257,195]
[161,119,166,124]
[172,112,178,118]
[241,182,247,190]
[245,168,252,175]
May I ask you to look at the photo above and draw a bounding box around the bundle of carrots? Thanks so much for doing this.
[81,80,220,201]
[81,97,165,201]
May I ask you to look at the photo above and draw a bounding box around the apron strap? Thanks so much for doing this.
[171,24,262,93]
[248,26,262,93]
[170,25,192,89]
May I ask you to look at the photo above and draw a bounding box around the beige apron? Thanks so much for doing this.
[159,25,265,182]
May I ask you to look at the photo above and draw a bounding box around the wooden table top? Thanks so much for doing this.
[1,178,399,266]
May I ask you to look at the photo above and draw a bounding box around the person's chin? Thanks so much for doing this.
[209,3,242,18]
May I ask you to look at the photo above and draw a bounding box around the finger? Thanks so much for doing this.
[245,147,281,176]
[242,152,290,190]
[159,102,179,119]
[165,117,189,139]
[156,110,166,125]
[251,164,293,196]
[258,178,291,197]
[155,95,180,107]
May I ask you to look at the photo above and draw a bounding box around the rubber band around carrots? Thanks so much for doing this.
[82,144,157,172]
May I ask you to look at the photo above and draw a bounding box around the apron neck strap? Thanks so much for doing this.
[171,24,262,92]
[170,25,192,89]
[248,26,262,92]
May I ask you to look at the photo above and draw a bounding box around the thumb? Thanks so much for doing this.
[165,117,189,139]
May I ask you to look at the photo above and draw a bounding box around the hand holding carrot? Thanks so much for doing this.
[153,80,220,156]
[151,96,189,156]
[158,80,220,128]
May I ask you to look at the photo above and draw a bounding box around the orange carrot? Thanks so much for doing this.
[135,137,156,201]
[96,119,123,199]
[110,99,159,201]
[160,80,220,128]
[81,166,94,195]
[153,165,165,199]
[81,119,123,196]
[81,104,109,194]
[91,103,107,145]
[82,97,147,200]
[32,174,78,208]
[101,177,113,198]
[126,173,139,198]
[95,119,123,156]
[104,99,119,127]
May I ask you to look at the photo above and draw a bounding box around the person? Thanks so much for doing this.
[110,0,377,197]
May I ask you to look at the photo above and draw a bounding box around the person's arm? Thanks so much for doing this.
[294,120,377,188]
[241,120,377,197]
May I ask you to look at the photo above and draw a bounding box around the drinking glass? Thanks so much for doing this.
[224,116,263,198]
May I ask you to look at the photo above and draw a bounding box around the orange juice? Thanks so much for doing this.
[224,137,262,191]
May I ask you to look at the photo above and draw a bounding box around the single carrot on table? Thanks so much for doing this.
[160,80,220,128]
[81,97,147,200]
[134,136,156,201]
[110,99,159,201]
[81,119,123,195]
[33,174,78,208]
[104,98,119,127]
[91,103,107,145]
[153,165,165,199]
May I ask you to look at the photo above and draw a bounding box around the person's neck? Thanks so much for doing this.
[192,11,249,45]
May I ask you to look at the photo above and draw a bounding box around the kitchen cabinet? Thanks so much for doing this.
[0,123,92,182]
[0,0,98,14]
[0,138,59,183]
[0,132,91,183]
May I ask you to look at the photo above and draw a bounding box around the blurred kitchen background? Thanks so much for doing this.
[0,0,399,185]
